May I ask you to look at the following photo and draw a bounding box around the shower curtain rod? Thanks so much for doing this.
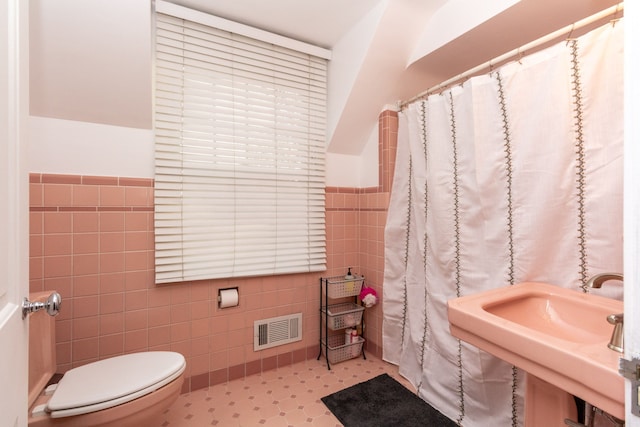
[398,2,624,110]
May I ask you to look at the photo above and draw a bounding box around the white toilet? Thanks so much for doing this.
[28,291,186,427]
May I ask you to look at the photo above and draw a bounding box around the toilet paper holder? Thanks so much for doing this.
[218,287,239,308]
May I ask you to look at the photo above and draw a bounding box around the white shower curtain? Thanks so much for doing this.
[383,21,623,426]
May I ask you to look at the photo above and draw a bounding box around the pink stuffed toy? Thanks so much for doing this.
[359,286,378,308]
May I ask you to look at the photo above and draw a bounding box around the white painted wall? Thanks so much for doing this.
[325,152,362,188]
[28,116,154,178]
[325,124,379,188]
[359,125,380,188]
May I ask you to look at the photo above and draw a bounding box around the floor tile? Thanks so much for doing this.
[156,355,413,426]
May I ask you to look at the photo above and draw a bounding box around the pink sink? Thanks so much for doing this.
[448,282,624,419]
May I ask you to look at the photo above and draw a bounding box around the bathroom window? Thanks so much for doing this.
[153,1,328,283]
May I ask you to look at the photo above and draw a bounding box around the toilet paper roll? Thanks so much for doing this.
[219,288,239,308]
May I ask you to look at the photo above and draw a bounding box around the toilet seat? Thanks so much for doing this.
[46,351,186,418]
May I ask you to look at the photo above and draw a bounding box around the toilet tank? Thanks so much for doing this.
[28,291,57,408]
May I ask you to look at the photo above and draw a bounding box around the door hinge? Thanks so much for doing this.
[619,357,640,380]
[619,357,640,417]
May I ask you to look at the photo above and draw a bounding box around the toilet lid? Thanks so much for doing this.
[47,351,185,418]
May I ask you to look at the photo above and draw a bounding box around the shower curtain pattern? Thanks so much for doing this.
[399,154,412,351]
[383,21,623,427]
[494,72,516,287]
[415,102,429,396]
[494,71,519,427]
[569,39,590,290]
[445,91,466,425]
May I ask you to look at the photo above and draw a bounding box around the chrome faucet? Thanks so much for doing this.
[586,272,624,353]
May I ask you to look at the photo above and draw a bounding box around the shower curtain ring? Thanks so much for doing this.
[566,24,575,45]
[610,4,622,27]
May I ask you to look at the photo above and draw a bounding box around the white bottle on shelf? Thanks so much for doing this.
[345,328,354,345]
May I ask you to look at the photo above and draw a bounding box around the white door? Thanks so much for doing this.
[0,0,29,425]
[626,3,640,426]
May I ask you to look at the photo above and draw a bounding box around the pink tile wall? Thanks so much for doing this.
[28,109,399,391]
[380,110,398,194]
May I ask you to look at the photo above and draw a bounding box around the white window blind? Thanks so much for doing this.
[154,7,327,284]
